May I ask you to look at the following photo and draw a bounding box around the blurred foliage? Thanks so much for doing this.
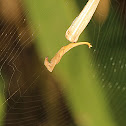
[0,0,125,125]
[23,0,119,126]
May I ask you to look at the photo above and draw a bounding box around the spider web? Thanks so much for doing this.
[90,0,126,125]
[0,0,125,126]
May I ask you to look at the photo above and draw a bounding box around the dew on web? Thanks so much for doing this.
[108,83,112,89]
[112,62,115,66]
[98,64,100,67]
[93,49,96,52]
[114,68,117,72]
[119,60,122,64]
[110,57,113,61]
[89,0,126,124]
[102,84,105,88]
[104,65,106,69]
[121,65,124,69]
[117,86,120,90]
[102,78,104,82]
[102,73,104,76]
[122,87,126,92]
[115,82,119,87]
[125,64,126,67]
